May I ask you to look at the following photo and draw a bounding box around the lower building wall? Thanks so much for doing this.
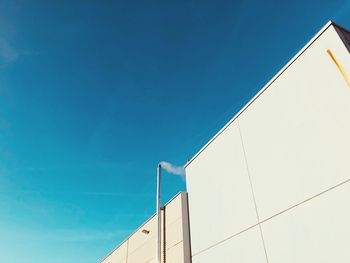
[101,192,191,263]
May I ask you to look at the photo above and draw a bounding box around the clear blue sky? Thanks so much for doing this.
[0,0,349,262]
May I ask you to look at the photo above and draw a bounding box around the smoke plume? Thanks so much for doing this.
[160,161,185,177]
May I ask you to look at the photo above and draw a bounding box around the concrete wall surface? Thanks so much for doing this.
[186,21,350,263]
[101,192,191,263]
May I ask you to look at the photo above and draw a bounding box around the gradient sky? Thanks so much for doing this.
[1,0,350,262]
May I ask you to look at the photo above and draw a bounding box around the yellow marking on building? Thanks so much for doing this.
[327,49,350,89]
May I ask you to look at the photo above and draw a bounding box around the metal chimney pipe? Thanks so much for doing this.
[156,163,162,263]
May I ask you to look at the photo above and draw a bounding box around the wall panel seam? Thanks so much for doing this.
[237,119,270,263]
[260,177,350,225]
[191,223,259,257]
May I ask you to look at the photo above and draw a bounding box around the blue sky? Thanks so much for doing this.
[1,0,350,262]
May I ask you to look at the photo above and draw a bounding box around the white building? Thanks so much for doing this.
[185,21,350,263]
[102,21,350,263]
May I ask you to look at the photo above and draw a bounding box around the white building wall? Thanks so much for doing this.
[186,21,350,263]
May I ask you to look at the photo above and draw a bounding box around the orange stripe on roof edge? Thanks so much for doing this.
[327,49,350,90]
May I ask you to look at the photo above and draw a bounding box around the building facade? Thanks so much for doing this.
[102,21,350,263]
[185,21,350,263]
[101,192,191,263]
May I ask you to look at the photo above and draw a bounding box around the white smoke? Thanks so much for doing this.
[160,161,185,177]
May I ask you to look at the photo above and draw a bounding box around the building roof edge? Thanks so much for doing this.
[184,20,336,169]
